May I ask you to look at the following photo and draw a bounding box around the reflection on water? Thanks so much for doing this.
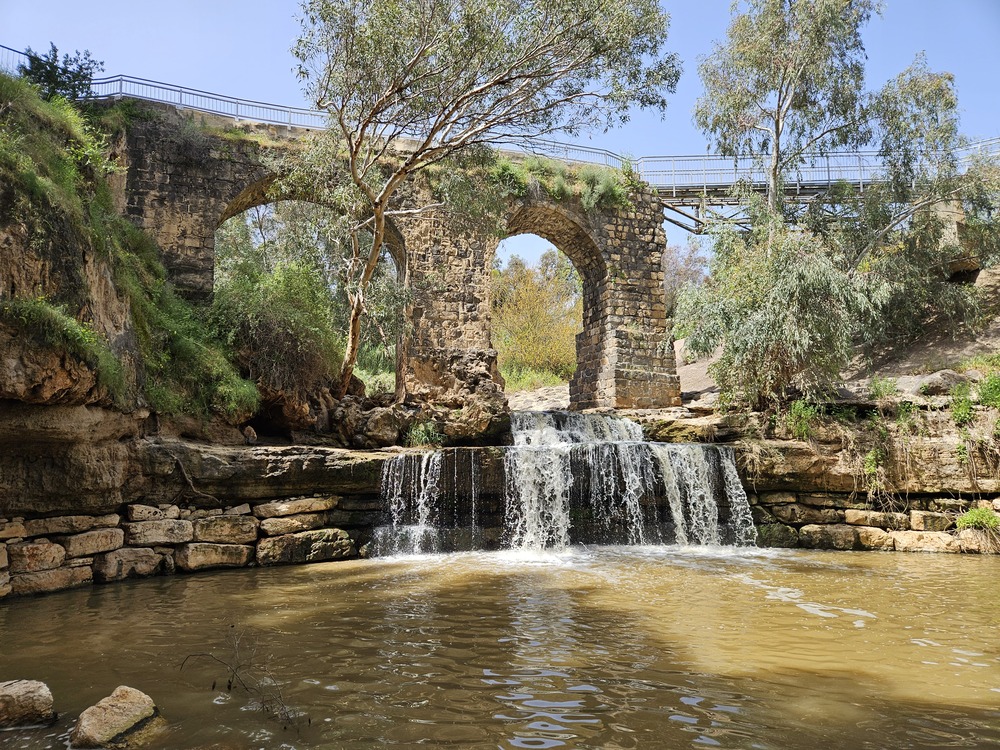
[1,547,999,749]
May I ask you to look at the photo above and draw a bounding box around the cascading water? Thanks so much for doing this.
[375,411,756,554]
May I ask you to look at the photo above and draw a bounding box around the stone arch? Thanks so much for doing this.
[501,201,610,409]
[217,176,408,281]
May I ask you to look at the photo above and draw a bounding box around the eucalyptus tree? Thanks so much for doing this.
[289,0,680,396]
[680,0,1000,409]
[695,0,880,212]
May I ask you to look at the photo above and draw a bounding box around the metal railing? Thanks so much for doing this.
[3,43,998,197]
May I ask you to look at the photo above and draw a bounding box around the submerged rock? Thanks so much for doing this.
[71,685,163,749]
[0,679,55,728]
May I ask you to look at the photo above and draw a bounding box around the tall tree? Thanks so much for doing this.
[695,0,879,211]
[680,0,1000,408]
[290,0,680,396]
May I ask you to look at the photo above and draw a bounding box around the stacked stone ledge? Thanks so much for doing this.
[751,491,1000,552]
[0,495,361,601]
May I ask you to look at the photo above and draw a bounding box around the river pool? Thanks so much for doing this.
[1,546,998,749]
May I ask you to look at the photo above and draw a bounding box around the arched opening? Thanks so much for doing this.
[493,204,608,409]
[212,196,408,437]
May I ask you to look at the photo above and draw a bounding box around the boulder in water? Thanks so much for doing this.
[0,679,55,727]
[70,685,164,749]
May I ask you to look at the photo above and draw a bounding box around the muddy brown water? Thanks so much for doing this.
[1,546,999,749]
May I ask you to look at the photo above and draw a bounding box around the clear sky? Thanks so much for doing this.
[3,0,998,256]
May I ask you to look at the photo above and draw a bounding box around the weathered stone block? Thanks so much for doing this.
[253,496,340,519]
[0,571,10,598]
[71,685,161,749]
[126,504,166,522]
[93,514,121,528]
[259,511,341,537]
[8,541,66,573]
[0,521,26,540]
[23,515,95,537]
[192,516,258,544]
[910,511,953,532]
[123,520,193,546]
[175,543,254,571]
[758,492,797,507]
[798,524,859,550]
[0,679,55,728]
[0,543,7,569]
[256,528,356,566]
[772,504,844,525]
[844,509,909,530]
[927,498,968,513]
[62,528,125,558]
[755,523,798,548]
[857,526,895,550]
[890,530,960,553]
[11,565,92,595]
[224,504,252,516]
[93,548,163,582]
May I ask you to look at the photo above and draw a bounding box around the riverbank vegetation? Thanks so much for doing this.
[675,0,1000,410]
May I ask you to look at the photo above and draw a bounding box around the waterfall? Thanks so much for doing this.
[375,412,756,555]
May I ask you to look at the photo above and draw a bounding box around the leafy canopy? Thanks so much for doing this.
[18,43,104,102]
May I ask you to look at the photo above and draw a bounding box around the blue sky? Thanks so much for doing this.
[4,0,998,257]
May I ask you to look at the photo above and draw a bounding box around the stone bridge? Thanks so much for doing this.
[110,103,680,410]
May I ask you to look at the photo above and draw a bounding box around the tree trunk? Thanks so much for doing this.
[335,291,365,398]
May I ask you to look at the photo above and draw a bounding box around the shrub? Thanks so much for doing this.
[977,373,1000,408]
[406,421,443,447]
[785,399,819,440]
[867,375,898,400]
[950,382,975,426]
[955,507,1000,531]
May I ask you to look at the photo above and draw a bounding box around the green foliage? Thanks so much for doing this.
[0,75,258,420]
[950,383,975,427]
[957,352,1000,376]
[0,297,124,403]
[501,365,566,393]
[492,250,581,383]
[867,375,898,400]
[955,507,1000,531]
[487,156,635,210]
[18,43,104,101]
[977,374,1000,409]
[406,421,443,448]
[677,212,860,408]
[785,399,819,440]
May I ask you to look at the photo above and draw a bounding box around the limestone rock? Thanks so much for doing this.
[956,528,1000,553]
[71,685,161,749]
[122,520,193,546]
[890,530,961,553]
[844,509,909,530]
[0,571,9,598]
[0,521,27,540]
[917,369,968,396]
[8,541,66,573]
[93,549,163,582]
[0,543,7,569]
[253,496,339,519]
[94,514,122,528]
[223,504,251,516]
[62,528,125,558]
[126,505,167,522]
[11,565,92,595]
[0,679,55,728]
[256,528,356,566]
[857,526,895,551]
[23,515,95,537]
[755,523,799,548]
[771,504,844,525]
[798,524,860,550]
[259,511,346,537]
[910,511,953,532]
[175,543,253,572]
[192,516,259,544]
